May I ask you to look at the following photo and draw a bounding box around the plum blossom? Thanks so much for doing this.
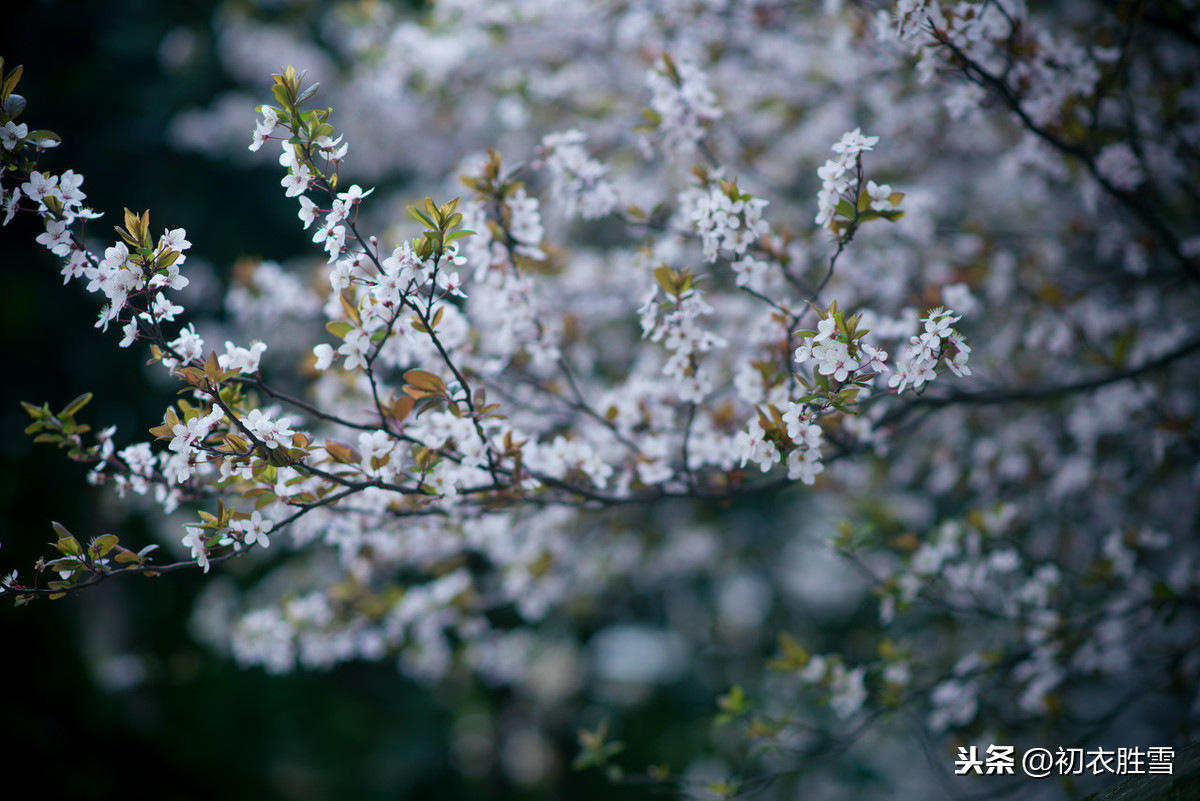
[243,409,295,449]
[829,664,867,719]
[149,294,184,322]
[232,511,272,549]
[816,129,880,230]
[35,219,72,256]
[1095,143,1145,191]
[219,340,268,374]
[313,218,347,261]
[505,186,545,259]
[888,308,969,393]
[182,526,212,573]
[1,121,27,150]
[298,196,319,229]
[645,56,723,157]
[162,323,204,370]
[281,162,313,197]
[336,184,374,206]
[536,130,618,220]
[865,180,893,210]
[735,420,780,472]
[249,106,279,152]
[338,329,371,371]
[693,187,769,263]
[2,186,19,226]
[314,134,348,163]
[160,227,191,253]
[20,170,59,211]
[169,408,222,455]
[119,318,139,348]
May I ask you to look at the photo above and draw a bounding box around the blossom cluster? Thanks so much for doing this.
[692,182,770,263]
[534,130,619,221]
[887,307,970,393]
[815,128,879,229]
[644,54,723,158]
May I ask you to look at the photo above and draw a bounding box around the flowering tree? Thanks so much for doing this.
[3,0,1198,798]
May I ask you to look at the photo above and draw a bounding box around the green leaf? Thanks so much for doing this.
[653,264,679,295]
[706,779,741,799]
[271,83,292,109]
[404,369,445,393]
[1,92,27,120]
[767,633,811,672]
[408,205,436,229]
[1,64,23,99]
[20,401,49,419]
[61,392,93,418]
[113,547,141,564]
[53,534,83,558]
[324,440,360,464]
[253,490,279,510]
[325,321,354,339]
[718,684,750,713]
[295,81,321,105]
[403,369,447,400]
[89,534,119,559]
[44,557,81,573]
[715,684,753,725]
[572,720,624,771]
[337,292,361,327]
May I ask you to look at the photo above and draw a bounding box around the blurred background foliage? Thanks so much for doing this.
[0,2,578,799]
